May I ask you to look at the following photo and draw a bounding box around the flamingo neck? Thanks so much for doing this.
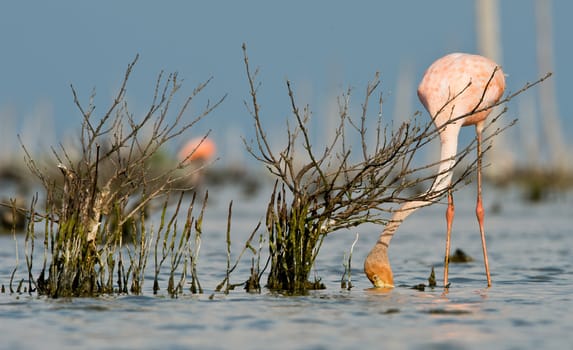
[377,200,430,246]
[378,133,459,246]
[428,134,459,196]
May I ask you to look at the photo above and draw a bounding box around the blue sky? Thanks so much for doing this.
[0,1,570,168]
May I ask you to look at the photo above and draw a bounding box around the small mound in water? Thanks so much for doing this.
[449,248,474,263]
[411,266,437,291]
[425,308,472,315]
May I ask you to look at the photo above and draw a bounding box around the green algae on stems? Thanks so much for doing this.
[17,54,222,298]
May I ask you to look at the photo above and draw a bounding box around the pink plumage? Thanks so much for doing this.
[364,53,505,289]
[178,137,216,163]
[417,52,505,129]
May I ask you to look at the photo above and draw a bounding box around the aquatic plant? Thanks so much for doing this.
[213,201,264,296]
[151,191,207,296]
[341,233,359,290]
[18,55,223,297]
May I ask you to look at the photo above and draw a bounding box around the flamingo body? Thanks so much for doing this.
[418,53,505,129]
[178,137,216,164]
[364,53,505,288]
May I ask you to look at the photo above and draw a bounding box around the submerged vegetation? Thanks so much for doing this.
[0,46,555,297]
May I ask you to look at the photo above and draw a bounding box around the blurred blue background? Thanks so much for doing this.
[0,0,570,172]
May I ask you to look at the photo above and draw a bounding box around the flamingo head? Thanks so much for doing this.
[364,243,394,288]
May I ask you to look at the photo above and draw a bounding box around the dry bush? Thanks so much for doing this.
[19,55,223,297]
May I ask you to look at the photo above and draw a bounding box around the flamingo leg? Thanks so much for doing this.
[476,128,492,287]
[444,190,454,288]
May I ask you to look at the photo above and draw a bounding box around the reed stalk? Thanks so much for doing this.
[341,233,359,290]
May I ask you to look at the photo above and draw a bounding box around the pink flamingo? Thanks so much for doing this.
[364,53,505,288]
[178,137,216,164]
[177,137,216,188]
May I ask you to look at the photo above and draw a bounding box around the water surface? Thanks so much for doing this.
[1,186,571,349]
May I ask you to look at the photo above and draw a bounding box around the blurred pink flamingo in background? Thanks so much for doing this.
[177,137,216,189]
[178,137,216,164]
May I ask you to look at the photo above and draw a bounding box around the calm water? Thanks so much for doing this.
[0,185,571,350]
